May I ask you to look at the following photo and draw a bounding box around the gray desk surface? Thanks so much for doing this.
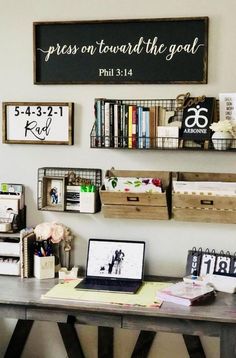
[1,276,236,358]
[0,275,235,322]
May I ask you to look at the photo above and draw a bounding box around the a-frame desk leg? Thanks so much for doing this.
[98,326,114,358]
[183,335,206,358]
[58,322,85,358]
[131,330,156,358]
[4,319,34,358]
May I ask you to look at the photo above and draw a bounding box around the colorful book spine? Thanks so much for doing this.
[104,102,110,147]
[132,105,137,148]
[145,108,150,149]
[128,105,133,148]
[138,106,143,148]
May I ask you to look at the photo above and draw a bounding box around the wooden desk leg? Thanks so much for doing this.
[58,322,85,358]
[220,324,236,358]
[4,319,34,358]
[131,330,156,358]
[98,326,114,358]
[183,335,206,358]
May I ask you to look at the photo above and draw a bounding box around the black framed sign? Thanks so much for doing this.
[33,17,208,84]
[2,102,74,144]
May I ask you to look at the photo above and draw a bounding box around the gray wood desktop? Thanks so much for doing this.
[0,276,236,358]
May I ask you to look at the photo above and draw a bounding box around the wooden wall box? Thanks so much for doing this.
[100,169,171,220]
[172,172,236,224]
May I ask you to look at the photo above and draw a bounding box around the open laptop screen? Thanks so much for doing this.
[86,239,145,280]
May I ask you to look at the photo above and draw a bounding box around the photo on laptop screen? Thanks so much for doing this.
[86,239,145,280]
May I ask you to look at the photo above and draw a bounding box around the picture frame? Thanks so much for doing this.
[42,176,65,211]
[33,17,208,84]
[2,102,74,145]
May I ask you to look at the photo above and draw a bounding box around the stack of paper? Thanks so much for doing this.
[173,181,236,196]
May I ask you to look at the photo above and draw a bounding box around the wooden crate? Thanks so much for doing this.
[172,172,236,224]
[100,169,171,220]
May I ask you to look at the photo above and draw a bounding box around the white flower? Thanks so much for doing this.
[51,222,65,243]
[34,221,73,246]
[34,222,52,241]
[210,120,234,133]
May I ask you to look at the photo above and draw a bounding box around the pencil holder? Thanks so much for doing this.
[34,255,55,279]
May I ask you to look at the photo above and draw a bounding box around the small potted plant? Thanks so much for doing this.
[210,120,235,150]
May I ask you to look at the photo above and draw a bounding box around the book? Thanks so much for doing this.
[137,106,143,148]
[128,105,133,148]
[114,103,119,148]
[156,281,215,306]
[131,105,137,148]
[149,106,157,148]
[122,104,128,148]
[104,101,111,147]
[22,231,36,278]
[94,99,102,147]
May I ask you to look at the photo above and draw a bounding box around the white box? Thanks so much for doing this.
[34,255,55,279]
[0,259,20,275]
[80,192,96,213]
[157,126,179,148]
[0,242,20,256]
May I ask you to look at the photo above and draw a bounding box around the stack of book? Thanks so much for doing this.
[156,281,215,306]
[93,98,177,149]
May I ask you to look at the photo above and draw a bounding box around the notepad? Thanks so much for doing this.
[42,280,170,308]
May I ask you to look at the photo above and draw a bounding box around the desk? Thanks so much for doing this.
[0,276,236,358]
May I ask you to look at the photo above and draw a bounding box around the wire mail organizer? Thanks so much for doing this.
[37,167,102,213]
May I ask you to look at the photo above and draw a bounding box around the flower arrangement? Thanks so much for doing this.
[34,222,73,251]
[210,120,235,134]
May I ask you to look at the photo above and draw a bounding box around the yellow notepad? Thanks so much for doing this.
[42,280,169,307]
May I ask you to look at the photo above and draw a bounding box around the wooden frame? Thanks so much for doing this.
[2,102,74,145]
[33,17,208,84]
[42,176,65,211]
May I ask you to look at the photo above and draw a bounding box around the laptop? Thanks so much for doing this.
[75,238,145,294]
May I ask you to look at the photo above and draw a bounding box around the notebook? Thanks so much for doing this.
[75,238,145,294]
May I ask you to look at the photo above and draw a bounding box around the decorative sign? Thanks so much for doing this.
[33,17,208,84]
[181,96,216,141]
[2,102,74,145]
[219,93,236,122]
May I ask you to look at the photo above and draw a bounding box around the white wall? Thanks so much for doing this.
[0,0,235,357]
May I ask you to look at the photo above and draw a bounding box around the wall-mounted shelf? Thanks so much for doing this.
[37,167,102,213]
[90,98,235,151]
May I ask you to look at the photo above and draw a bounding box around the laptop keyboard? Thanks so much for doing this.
[84,278,134,287]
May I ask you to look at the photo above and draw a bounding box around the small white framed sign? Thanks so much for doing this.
[2,102,74,144]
